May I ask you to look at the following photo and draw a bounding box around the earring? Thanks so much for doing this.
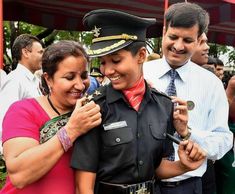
[48,85,52,94]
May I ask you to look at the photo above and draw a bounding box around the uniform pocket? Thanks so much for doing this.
[149,123,166,140]
[101,127,133,147]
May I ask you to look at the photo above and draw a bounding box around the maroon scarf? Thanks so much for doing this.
[123,76,145,111]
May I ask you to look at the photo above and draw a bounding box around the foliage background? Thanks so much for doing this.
[3,21,235,71]
[0,154,6,188]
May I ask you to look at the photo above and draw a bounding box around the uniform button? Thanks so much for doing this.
[115,137,121,143]
[139,160,144,166]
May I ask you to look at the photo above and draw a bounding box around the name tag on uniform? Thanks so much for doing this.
[103,121,127,131]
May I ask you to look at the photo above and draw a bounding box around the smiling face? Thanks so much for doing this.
[99,47,146,90]
[45,55,89,112]
[162,24,200,69]
[191,33,209,66]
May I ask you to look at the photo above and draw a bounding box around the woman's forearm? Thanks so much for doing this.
[4,136,64,188]
[75,171,96,194]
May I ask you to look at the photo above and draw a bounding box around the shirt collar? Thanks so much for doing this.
[106,81,152,104]
[159,56,192,82]
[17,63,37,81]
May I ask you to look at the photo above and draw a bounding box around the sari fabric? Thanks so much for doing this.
[1,98,75,194]
[40,112,71,144]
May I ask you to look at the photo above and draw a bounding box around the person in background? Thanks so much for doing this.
[3,64,12,74]
[144,2,233,194]
[214,58,224,80]
[202,56,216,74]
[146,52,161,62]
[191,33,216,194]
[90,67,110,86]
[222,71,233,89]
[214,75,235,194]
[0,34,44,153]
[191,32,209,66]
[86,67,102,94]
[90,67,105,85]
[0,40,101,194]
[87,76,100,94]
[71,9,206,194]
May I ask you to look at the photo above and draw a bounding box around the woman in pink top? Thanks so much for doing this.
[1,40,102,194]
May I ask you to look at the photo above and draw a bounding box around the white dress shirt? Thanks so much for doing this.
[0,64,42,151]
[144,57,233,181]
[0,69,7,89]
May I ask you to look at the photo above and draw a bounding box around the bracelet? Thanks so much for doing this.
[180,126,192,140]
[57,127,72,152]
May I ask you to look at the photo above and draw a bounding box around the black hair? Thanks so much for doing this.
[11,34,43,70]
[165,2,209,37]
[207,57,224,67]
[207,56,217,65]
[124,41,146,56]
[215,58,224,67]
[41,40,89,94]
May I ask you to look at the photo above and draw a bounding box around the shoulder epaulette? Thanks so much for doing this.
[151,87,171,100]
[91,85,107,102]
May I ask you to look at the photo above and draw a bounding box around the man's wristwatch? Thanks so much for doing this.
[179,126,192,140]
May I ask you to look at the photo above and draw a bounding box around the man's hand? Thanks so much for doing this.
[172,97,189,138]
[178,140,206,171]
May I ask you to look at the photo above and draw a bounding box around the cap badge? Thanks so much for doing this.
[92,26,101,38]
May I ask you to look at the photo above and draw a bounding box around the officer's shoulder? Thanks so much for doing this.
[151,87,171,100]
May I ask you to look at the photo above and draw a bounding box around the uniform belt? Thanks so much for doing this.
[98,179,155,194]
[160,177,201,188]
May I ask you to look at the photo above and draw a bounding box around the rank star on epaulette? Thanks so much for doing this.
[94,90,101,96]
[92,26,101,37]
[87,95,93,101]
[82,90,102,106]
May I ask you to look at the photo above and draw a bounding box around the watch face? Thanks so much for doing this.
[187,100,195,110]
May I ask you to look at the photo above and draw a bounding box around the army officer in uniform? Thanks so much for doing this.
[71,9,206,194]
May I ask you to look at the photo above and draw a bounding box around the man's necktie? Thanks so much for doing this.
[166,69,177,96]
[166,69,178,161]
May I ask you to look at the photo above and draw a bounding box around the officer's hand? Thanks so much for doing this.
[178,140,206,171]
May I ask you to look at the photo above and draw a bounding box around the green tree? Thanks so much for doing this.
[3,21,95,69]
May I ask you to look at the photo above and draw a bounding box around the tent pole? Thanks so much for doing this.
[164,0,168,27]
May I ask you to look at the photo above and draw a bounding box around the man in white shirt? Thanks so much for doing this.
[0,34,44,152]
[144,2,233,194]
[190,32,217,194]
[0,69,7,89]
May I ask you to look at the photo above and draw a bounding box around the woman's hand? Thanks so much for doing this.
[65,97,102,142]
[178,140,206,171]
[172,97,189,137]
